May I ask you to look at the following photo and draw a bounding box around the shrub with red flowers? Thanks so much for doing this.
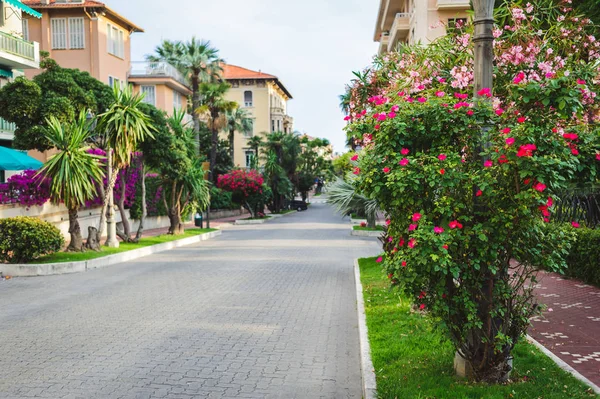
[0,170,51,207]
[344,0,600,383]
[217,169,269,218]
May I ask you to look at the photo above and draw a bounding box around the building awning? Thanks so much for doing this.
[3,0,42,19]
[0,146,43,171]
[0,67,13,78]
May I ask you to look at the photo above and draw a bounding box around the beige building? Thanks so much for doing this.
[222,64,293,168]
[22,0,143,87]
[0,0,41,182]
[129,61,191,117]
[374,0,470,54]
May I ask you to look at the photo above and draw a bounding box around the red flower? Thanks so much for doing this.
[401,260,407,267]
[498,155,509,164]
[524,178,531,185]
[383,167,391,173]
[376,256,383,263]
[442,244,449,250]
[449,220,463,229]
[419,304,426,310]
[477,87,492,97]
[388,273,393,279]
[505,138,515,146]
[434,226,444,234]
[408,238,417,248]
[513,71,525,84]
[353,167,360,175]
[419,291,427,299]
[563,133,579,140]
[577,79,586,85]
[399,158,409,166]
[438,153,447,161]
[412,213,422,222]
[440,169,446,175]
[517,144,537,157]
[466,110,474,116]
[517,116,526,123]
[495,108,504,116]
[454,93,468,100]
[501,127,511,135]
[399,238,405,247]
[533,182,547,192]
[398,91,406,97]
[374,124,380,130]
[572,221,580,228]
[417,97,427,103]
[351,154,359,161]
[571,148,579,156]
[484,160,493,168]
[408,224,418,231]
[386,219,391,225]
[476,190,483,196]
[401,148,410,155]
[547,197,554,208]
[596,153,600,161]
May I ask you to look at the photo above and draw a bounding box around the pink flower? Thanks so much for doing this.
[513,71,525,84]
[438,154,447,161]
[401,148,410,155]
[454,93,468,100]
[563,133,579,140]
[351,154,359,161]
[477,87,492,97]
[434,226,444,234]
[577,78,586,85]
[388,236,394,242]
[417,97,427,103]
[386,219,391,225]
[377,113,387,121]
[374,124,380,130]
[399,158,409,166]
[388,111,397,119]
[517,144,537,157]
[476,189,483,197]
[436,91,446,97]
[449,220,463,229]
[418,84,425,90]
[391,105,400,112]
[406,97,414,103]
[408,224,418,231]
[484,160,493,168]
[571,221,580,228]
[438,77,446,83]
[501,127,511,135]
[399,238,405,247]
[547,197,554,208]
[596,153,600,161]
[398,91,405,97]
[408,238,416,248]
[412,213,422,222]
[353,167,360,175]
[344,115,351,121]
[383,167,391,173]
[505,138,515,146]
[376,256,383,263]
[495,108,504,116]
[466,110,474,116]
[571,148,579,156]
[533,182,547,192]
[517,116,526,123]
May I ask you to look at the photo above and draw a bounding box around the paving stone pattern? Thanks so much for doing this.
[0,202,380,398]
[529,271,600,387]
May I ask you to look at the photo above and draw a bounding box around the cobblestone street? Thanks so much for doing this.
[0,202,380,399]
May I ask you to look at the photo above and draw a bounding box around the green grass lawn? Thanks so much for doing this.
[358,256,598,399]
[353,225,385,231]
[272,209,295,215]
[35,228,217,264]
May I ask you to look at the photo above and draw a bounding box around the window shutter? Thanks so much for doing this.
[141,86,156,106]
[68,18,84,49]
[51,19,67,49]
[118,30,124,58]
[22,19,29,42]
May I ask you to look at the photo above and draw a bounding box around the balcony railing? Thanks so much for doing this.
[0,118,16,133]
[129,61,188,87]
[271,106,285,115]
[0,31,35,61]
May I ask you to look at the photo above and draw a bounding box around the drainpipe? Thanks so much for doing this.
[83,8,95,78]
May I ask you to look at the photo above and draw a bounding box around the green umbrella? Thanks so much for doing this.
[0,146,43,171]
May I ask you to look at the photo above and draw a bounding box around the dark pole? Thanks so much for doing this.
[472,0,495,101]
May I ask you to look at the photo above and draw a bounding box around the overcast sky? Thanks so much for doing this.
[112,0,379,153]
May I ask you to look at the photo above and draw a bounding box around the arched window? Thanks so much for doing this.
[244,91,253,107]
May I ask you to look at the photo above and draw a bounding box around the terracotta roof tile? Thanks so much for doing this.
[222,64,292,99]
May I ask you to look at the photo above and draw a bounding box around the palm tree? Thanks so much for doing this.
[147,37,223,146]
[40,111,105,251]
[196,82,237,182]
[247,135,263,165]
[327,178,380,228]
[96,85,155,246]
[225,107,253,163]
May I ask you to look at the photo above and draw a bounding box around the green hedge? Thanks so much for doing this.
[0,217,64,263]
[130,175,167,220]
[210,187,240,210]
[565,226,600,286]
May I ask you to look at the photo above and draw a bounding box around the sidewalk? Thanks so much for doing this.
[529,270,600,387]
[141,211,247,238]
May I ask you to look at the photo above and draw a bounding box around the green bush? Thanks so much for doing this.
[0,217,64,263]
[210,187,239,210]
[130,175,167,220]
[565,226,600,286]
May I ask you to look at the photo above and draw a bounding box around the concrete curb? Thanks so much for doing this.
[351,229,383,238]
[234,218,270,225]
[526,335,600,394]
[354,259,377,399]
[350,218,368,225]
[0,230,222,277]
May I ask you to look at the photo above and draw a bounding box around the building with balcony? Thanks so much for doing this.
[374,0,470,54]
[221,64,293,168]
[22,0,143,87]
[129,61,191,117]
[0,0,42,182]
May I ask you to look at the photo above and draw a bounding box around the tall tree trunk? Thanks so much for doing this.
[134,162,147,242]
[67,206,83,252]
[229,128,235,163]
[116,171,132,242]
[96,151,120,242]
[168,209,184,235]
[209,116,218,183]
[191,73,201,152]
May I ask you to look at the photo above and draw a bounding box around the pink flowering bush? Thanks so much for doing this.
[344,0,600,383]
[217,169,269,218]
[0,170,51,207]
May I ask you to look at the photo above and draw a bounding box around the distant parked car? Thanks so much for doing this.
[290,200,308,211]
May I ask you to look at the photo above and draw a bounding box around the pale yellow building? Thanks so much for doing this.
[0,0,41,182]
[222,64,293,168]
[374,0,470,54]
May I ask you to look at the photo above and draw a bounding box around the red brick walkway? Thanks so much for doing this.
[529,270,600,388]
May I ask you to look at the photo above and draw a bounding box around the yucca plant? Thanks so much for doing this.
[40,111,105,251]
[327,177,380,228]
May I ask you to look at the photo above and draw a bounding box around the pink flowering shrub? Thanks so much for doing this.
[217,169,269,218]
[344,0,600,382]
[0,170,51,207]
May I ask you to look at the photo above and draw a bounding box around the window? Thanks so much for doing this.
[245,150,254,168]
[108,76,121,89]
[244,119,254,137]
[271,120,275,132]
[22,19,29,41]
[244,90,253,107]
[173,92,182,110]
[68,18,85,49]
[51,18,84,49]
[277,120,281,131]
[141,86,156,106]
[107,23,125,58]
[51,18,67,49]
